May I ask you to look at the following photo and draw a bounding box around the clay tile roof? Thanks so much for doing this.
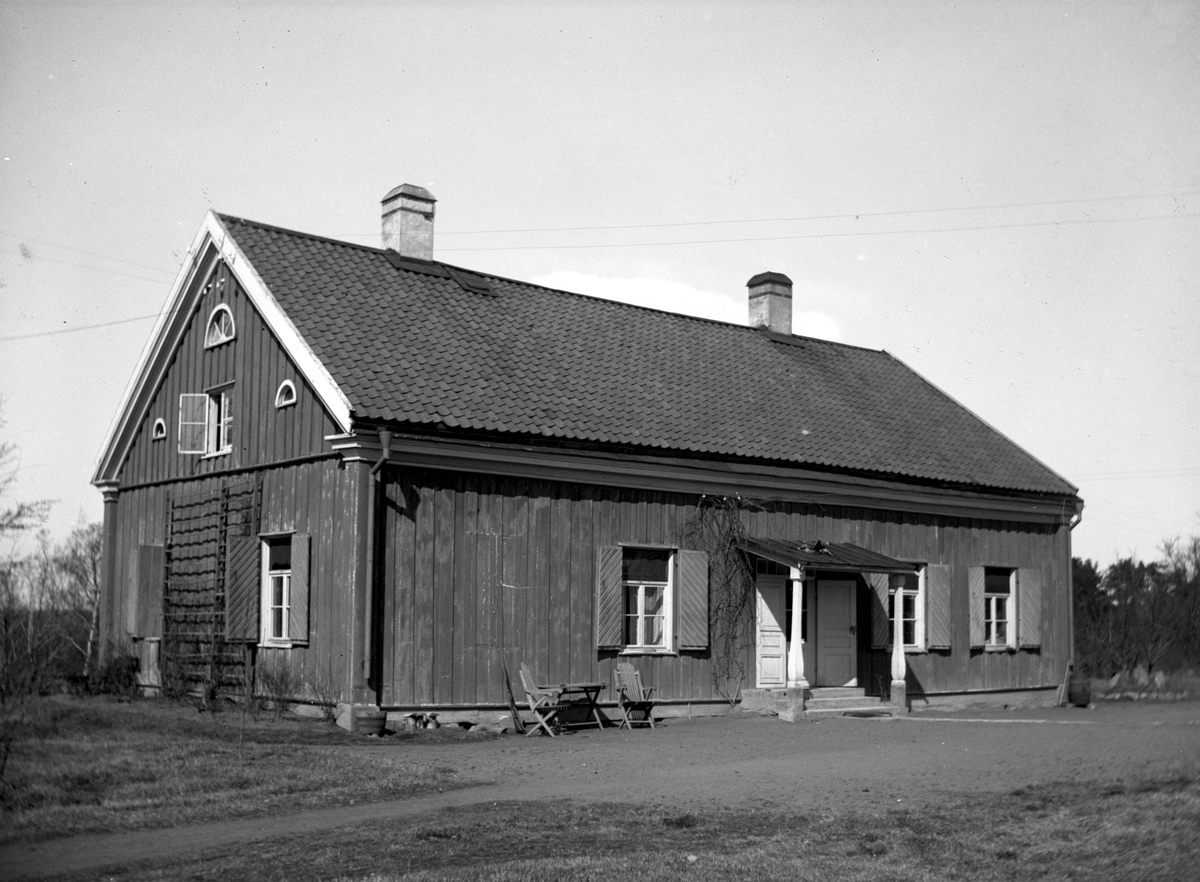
[220,214,1077,497]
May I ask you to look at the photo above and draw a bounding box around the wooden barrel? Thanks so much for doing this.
[1067,675,1091,707]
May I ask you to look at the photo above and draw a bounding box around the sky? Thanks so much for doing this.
[0,1,1197,565]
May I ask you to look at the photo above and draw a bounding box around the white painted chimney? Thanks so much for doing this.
[381,184,436,260]
[747,271,793,334]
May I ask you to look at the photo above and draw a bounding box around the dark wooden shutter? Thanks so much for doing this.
[868,572,890,648]
[136,544,164,638]
[595,546,624,650]
[926,564,952,650]
[676,550,709,651]
[1018,567,1042,648]
[224,537,260,642]
[178,393,207,454]
[968,566,986,648]
[288,533,311,645]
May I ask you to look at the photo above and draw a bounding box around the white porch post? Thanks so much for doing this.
[787,567,808,690]
[891,576,909,713]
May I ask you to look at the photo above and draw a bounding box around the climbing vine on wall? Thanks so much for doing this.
[679,495,764,706]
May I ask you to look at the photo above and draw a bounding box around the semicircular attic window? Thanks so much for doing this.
[205,304,236,347]
[275,380,297,409]
[152,418,167,441]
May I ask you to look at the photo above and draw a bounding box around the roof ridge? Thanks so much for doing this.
[217,212,886,353]
[217,213,388,256]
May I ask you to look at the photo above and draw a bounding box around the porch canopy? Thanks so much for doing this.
[737,537,916,575]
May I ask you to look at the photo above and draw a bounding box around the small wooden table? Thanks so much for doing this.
[540,681,606,732]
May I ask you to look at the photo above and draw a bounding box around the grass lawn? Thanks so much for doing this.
[0,695,475,843]
[109,774,1200,881]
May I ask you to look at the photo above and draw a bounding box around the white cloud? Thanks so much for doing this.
[531,271,744,325]
[531,271,847,343]
[793,310,845,343]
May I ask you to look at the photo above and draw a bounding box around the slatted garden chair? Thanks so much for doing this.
[519,662,566,737]
[614,661,656,729]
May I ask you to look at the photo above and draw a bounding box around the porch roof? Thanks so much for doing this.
[738,537,917,575]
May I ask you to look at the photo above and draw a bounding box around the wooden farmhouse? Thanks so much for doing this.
[93,184,1084,723]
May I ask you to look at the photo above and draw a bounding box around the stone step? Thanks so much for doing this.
[807,687,866,699]
[805,695,885,710]
[805,705,896,720]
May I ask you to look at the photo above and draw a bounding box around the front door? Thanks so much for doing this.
[816,579,857,687]
[756,576,787,688]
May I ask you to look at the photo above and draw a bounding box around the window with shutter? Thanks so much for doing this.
[596,545,706,654]
[259,535,308,646]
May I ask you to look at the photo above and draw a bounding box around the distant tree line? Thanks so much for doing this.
[1073,537,1200,678]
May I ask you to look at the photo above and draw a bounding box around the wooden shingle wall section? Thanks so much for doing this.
[119,259,339,486]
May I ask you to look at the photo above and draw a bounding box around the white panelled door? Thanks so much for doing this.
[755,576,787,688]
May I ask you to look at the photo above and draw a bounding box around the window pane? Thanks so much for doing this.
[625,614,640,646]
[903,620,915,646]
[644,585,663,617]
[646,614,663,646]
[271,575,285,607]
[902,593,916,620]
[623,549,669,583]
[268,541,291,571]
[984,567,1011,595]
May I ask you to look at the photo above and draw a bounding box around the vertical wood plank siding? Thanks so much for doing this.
[379,468,1071,707]
[119,259,339,486]
[108,459,362,699]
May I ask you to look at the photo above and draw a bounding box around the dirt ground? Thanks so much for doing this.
[2,700,1198,880]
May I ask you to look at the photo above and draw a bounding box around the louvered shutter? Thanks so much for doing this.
[136,545,164,638]
[676,550,709,651]
[225,537,260,642]
[178,393,208,454]
[868,572,890,648]
[595,546,624,649]
[968,566,986,648]
[288,533,311,645]
[926,564,952,650]
[1018,567,1042,648]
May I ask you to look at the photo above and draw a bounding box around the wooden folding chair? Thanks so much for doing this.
[519,662,565,737]
[614,661,656,729]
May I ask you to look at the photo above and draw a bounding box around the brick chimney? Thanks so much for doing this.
[747,271,793,334]
[381,184,436,260]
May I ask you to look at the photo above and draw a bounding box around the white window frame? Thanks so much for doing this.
[621,547,675,654]
[260,536,292,647]
[204,304,236,348]
[275,379,297,409]
[178,394,208,454]
[984,567,1016,649]
[888,565,926,651]
[151,418,167,441]
[203,386,233,458]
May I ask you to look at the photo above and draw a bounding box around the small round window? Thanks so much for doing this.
[151,418,167,441]
[275,380,297,409]
[205,304,236,347]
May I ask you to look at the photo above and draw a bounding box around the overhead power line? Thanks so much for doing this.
[0,313,161,342]
[435,190,1199,236]
[437,212,1198,253]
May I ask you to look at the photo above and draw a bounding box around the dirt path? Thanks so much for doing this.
[3,702,1197,880]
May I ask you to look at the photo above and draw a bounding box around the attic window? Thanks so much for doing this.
[151,418,167,441]
[205,305,236,347]
[275,380,297,409]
